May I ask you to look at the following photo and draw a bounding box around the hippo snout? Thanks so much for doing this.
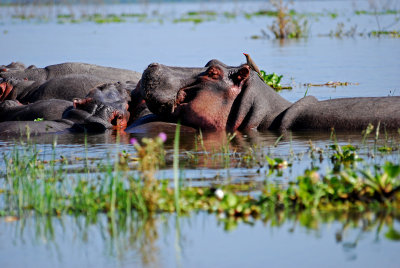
[140,63,179,115]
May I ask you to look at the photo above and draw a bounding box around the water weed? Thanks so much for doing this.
[268,0,309,39]
[259,70,292,90]
[2,0,399,40]
[1,128,399,220]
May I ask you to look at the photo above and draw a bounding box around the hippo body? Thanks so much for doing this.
[0,62,141,103]
[0,99,72,122]
[0,62,141,84]
[140,60,400,132]
[0,62,34,72]
[0,120,75,136]
[8,75,107,103]
[277,96,400,131]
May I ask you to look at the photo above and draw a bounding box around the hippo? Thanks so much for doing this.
[139,59,400,132]
[0,62,34,72]
[0,81,134,135]
[0,62,141,103]
[0,99,72,122]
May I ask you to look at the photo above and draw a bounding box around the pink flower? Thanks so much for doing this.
[158,132,167,142]
[130,138,138,145]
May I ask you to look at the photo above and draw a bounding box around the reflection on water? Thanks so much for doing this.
[0,210,399,267]
[1,127,399,186]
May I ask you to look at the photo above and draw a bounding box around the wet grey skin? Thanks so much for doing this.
[0,62,141,103]
[0,99,73,122]
[140,59,400,132]
[0,81,135,136]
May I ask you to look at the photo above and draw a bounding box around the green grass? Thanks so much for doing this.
[1,128,399,221]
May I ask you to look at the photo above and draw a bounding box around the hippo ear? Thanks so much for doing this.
[232,66,250,86]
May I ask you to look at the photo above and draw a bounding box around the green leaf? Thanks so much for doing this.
[385,227,400,241]
[383,162,400,178]
[223,193,238,208]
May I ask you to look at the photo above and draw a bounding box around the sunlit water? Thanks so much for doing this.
[0,0,400,267]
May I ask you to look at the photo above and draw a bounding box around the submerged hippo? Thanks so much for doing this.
[140,60,400,132]
[0,62,33,72]
[0,62,141,103]
[0,81,134,135]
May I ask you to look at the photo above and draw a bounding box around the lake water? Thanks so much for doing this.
[1,211,399,268]
[0,0,400,267]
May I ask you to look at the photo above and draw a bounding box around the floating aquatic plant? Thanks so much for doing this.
[259,70,292,91]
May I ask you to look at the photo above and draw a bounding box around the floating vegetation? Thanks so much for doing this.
[259,70,292,91]
[186,11,217,17]
[11,14,35,20]
[173,17,206,24]
[320,23,400,39]
[245,10,279,19]
[223,12,237,19]
[120,13,147,19]
[57,14,73,19]
[82,13,126,24]
[56,12,148,24]
[304,81,360,87]
[173,11,217,24]
[329,12,338,19]
[355,10,400,15]
[369,30,400,38]
[2,0,399,41]
[1,127,399,220]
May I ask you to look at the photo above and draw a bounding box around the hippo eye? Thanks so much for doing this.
[206,66,222,80]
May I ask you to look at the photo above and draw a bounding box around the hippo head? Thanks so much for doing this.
[64,81,132,132]
[140,59,291,131]
[0,62,30,72]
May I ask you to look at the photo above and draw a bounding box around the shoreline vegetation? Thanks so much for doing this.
[1,126,399,227]
[0,0,399,38]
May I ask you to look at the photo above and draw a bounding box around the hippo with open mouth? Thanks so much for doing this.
[0,81,134,135]
[140,59,400,132]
